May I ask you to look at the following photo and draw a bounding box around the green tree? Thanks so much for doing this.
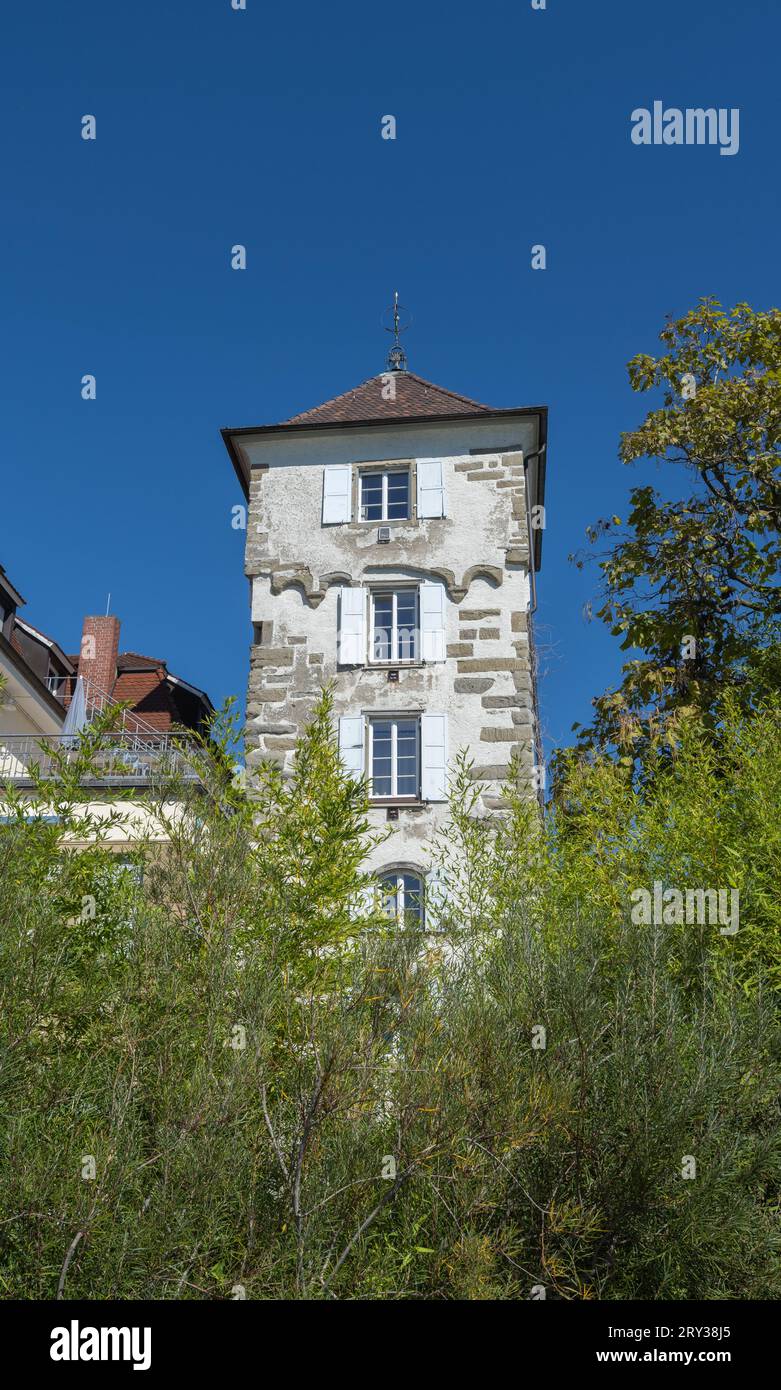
[573,300,781,757]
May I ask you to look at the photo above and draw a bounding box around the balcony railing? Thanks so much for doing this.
[0,732,204,786]
[45,674,168,740]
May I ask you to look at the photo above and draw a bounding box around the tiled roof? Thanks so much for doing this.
[116,652,165,672]
[112,669,179,731]
[283,371,492,426]
[58,652,212,731]
[64,653,156,674]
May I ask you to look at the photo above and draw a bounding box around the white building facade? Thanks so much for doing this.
[223,370,547,924]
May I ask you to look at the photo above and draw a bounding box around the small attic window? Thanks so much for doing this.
[359,469,410,521]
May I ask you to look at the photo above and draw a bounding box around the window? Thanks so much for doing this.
[380,871,424,927]
[370,588,418,663]
[338,711,448,802]
[338,580,445,667]
[359,469,410,521]
[369,717,419,799]
[322,461,447,527]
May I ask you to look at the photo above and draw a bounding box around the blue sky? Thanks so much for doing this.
[2,0,778,759]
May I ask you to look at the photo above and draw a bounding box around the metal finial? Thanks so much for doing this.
[381,291,411,371]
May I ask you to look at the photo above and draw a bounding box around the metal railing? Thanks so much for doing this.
[0,732,204,785]
[45,675,164,739]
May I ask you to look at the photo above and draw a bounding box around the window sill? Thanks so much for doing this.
[369,798,425,809]
[336,661,424,671]
[368,660,423,670]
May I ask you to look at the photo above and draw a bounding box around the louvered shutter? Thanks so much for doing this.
[425,866,448,932]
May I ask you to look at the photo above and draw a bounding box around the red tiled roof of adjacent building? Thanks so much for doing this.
[283,371,492,425]
[70,620,213,735]
[108,653,212,733]
[111,668,181,732]
[57,654,212,734]
[116,652,166,672]
[1,566,214,735]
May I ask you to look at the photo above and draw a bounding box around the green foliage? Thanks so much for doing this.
[572,299,781,758]
[1,692,778,1299]
[245,686,388,967]
[550,694,781,992]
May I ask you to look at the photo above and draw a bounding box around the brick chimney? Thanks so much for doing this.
[78,615,120,697]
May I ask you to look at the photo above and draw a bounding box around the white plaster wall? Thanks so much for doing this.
[0,795,194,844]
[243,417,539,584]
[240,415,539,473]
[243,421,538,888]
[0,659,66,736]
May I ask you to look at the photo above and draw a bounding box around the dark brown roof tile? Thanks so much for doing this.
[283,371,491,426]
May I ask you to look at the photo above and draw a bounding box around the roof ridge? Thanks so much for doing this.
[117,651,167,666]
[283,370,491,426]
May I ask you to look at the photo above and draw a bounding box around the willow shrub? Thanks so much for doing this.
[0,692,779,1299]
[540,694,781,994]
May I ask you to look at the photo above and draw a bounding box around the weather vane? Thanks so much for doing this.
[381,291,411,371]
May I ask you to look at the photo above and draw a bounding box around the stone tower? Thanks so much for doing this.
[222,368,547,925]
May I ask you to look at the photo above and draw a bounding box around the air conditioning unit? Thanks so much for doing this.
[377,526,391,543]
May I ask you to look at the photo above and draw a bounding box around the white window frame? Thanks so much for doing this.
[359,468,410,522]
[369,587,419,664]
[379,869,425,928]
[368,715,420,800]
